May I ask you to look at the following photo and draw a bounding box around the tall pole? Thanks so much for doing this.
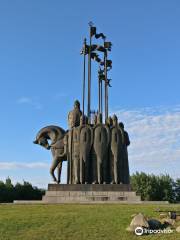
[87,24,92,122]
[104,50,108,121]
[98,70,103,115]
[107,78,109,119]
[98,73,100,114]
[100,79,103,114]
[82,38,86,120]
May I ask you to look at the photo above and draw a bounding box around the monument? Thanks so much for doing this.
[33,23,141,203]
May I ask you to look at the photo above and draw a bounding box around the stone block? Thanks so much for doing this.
[42,184,141,203]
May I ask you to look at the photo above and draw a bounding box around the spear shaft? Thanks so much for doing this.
[104,50,108,120]
[100,79,103,114]
[87,26,92,122]
[82,38,86,119]
[98,75,100,113]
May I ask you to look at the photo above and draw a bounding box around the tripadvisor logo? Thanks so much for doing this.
[135,227,144,236]
[135,227,173,236]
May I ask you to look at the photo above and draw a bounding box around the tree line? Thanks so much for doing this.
[131,172,180,203]
[0,173,179,203]
[0,177,45,203]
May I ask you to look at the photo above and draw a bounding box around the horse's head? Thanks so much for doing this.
[33,136,51,150]
[34,125,66,150]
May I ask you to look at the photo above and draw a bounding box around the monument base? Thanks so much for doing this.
[42,184,141,203]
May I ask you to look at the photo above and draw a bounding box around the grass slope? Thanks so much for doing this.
[0,204,179,240]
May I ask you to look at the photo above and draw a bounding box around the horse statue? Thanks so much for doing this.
[33,125,67,183]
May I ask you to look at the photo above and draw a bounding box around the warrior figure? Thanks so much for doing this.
[93,113,110,184]
[68,100,82,129]
[67,100,82,183]
[72,126,81,184]
[110,115,123,184]
[119,122,130,184]
[79,117,93,183]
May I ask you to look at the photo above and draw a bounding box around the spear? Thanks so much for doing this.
[82,38,86,119]
[98,68,104,115]
[87,22,94,122]
[98,70,101,114]
[104,41,112,120]
[100,77,102,115]
[104,45,108,120]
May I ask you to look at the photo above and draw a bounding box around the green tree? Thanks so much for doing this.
[174,178,180,202]
[0,181,6,202]
[5,177,15,202]
[0,178,45,203]
[131,172,175,202]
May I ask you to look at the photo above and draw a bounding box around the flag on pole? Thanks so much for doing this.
[104,42,112,51]
[91,52,101,63]
[95,33,106,39]
[90,26,106,40]
[90,26,96,37]
[100,59,112,69]
[81,44,106,55]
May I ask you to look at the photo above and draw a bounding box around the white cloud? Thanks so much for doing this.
[2,105,180,187]
[0,162,49,170]
[17,97,42,110]
[113,105,180,179]
[0,162,67,188]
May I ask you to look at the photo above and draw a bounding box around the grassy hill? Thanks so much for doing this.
[0,204,179,240]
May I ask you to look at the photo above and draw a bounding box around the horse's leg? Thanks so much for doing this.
[50,157,60,183]
[57,161,62,184]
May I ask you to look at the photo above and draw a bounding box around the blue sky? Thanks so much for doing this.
[0,1,180,187]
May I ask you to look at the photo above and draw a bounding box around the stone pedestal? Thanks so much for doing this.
[42,184,141,203]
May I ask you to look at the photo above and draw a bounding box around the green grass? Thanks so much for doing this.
[0,204,179,240]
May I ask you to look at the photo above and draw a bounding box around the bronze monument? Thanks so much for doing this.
[34,23,131,187]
